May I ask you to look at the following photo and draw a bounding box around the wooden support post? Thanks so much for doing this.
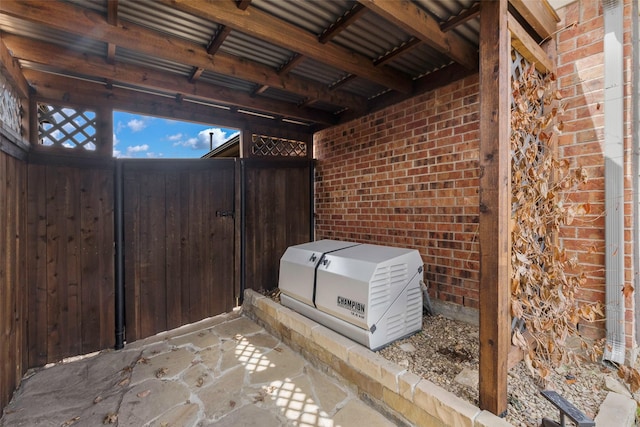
[478,0,510,416]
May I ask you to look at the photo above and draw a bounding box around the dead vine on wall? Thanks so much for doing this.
[510,51,604,381]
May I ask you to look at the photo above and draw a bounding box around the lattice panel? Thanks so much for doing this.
[0,73,22,135]
[251,134,307,157]
[511,49,546,214]
[38,103,97,151]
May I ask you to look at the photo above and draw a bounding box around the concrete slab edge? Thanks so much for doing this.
[243,289,513,427]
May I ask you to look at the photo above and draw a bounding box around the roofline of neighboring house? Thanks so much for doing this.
[201,134,240,158]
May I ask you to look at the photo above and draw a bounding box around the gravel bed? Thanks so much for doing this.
[378,314,613,427]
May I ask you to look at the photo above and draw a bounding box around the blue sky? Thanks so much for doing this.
[113,111,239,158]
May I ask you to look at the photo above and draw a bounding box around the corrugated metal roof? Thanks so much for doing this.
[251,0,354,36]
[0,0,493,129]
[116,47,193,77]
[220,31,293,69]
[118,0,214,46]
[290,58,350,87]
[198,71,257,94]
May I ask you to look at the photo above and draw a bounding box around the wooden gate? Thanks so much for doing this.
[121,159,236,341]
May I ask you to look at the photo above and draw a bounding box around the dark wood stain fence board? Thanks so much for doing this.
[26,161,115,366]
[122,159,236,342]
[0,151,28,410]
[243,159,312,292]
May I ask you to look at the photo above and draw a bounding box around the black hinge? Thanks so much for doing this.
[215,210,234,218]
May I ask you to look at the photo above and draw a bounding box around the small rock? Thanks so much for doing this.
[398,359,409,368]
[454,368,478,388]
[605,375,632,398]
[399,343,416,352]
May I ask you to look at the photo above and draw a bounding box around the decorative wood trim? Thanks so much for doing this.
[478,0,510,416]
[0,36,29,98]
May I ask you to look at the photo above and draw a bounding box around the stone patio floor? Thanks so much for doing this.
[0,310,396,427]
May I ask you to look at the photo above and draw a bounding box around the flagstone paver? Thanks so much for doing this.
[0,311,397,427]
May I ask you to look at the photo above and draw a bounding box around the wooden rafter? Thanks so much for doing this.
[159,0,412,94]
[328,74,356,92]
[278,54,305,75]
[25,69,313,133]
[106,0,118,64]
[0,35,29,98]
[358,0,477,70]
[510,0,559,40]
[206,25,232,55]
[4,35,336,125]
[507,13,554,74]
[440,3,480,33]
[373,37,421,66]
[0,0,367,113]
[235,0,251,11]
[318,3,367,44]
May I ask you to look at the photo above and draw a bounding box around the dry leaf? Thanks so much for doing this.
[117,377,130,387]
[155,367,169,378]
[62,416,80,426]
[103,413,118,424]
[622,283,634,299]
[137,389,151,398]
[229,400,236,408]
[93,396,103,404]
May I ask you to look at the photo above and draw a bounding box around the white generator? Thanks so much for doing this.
[279,240,423,350]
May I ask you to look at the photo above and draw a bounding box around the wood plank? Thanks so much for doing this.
[206,25,232,55]
[319,3,367,43]
[508,13,554,74]
[165,170,182,330]
[358,0,477,70]
[65,167,81,358]
[509,0,559,40]
[440,3,480,33]
[179,170,191,323]
[123,166,140,341]
[45,165,64,361]
[478,0,510,416]
[95,169,115,349]
[26,163,48,367]
[0,35,29,98]
[161,0,412,93]
[0,153,7,407]
[0,0,365,113]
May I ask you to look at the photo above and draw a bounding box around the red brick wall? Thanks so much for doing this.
[314,75,481,310]
[555,0,635,344]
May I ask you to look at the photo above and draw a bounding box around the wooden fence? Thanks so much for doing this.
[17,156,312,366]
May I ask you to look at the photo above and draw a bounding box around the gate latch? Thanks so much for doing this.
[215,210,234,218]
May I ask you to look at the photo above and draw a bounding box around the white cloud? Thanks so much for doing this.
[146,152,164,158]
[167,133,183,141]
[127,118,146,132]
[113,133,120,146]
[126,144,149,155]
[171,127,235,151]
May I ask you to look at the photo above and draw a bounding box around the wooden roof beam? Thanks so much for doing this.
[106,0,118,64]
[440,3,479,33]
[206,25,232,55]
[0,35,29,98]
[0,0,367,113]
[235,0,251,11]
[278,54,305,75]
[161,0,412,93]
[25,69,314,134]
[318,3,367,43]
[509,0,559,41]
[4,35,336,125]
[358,0,477,70]
[373,37,421,66]
[507,13,554,73]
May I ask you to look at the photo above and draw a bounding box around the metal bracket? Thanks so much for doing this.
[215,210,234,218]
[539,390,594,427]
